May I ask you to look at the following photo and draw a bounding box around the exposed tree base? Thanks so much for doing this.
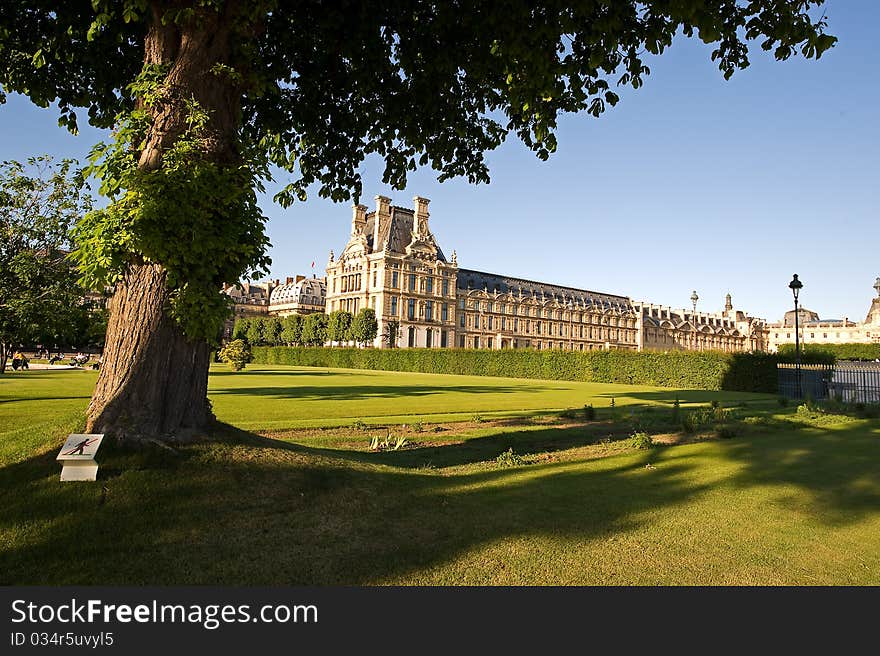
[85,263,213,443]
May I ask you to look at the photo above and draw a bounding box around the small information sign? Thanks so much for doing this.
[56,434,104,481]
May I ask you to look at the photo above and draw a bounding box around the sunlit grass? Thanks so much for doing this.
[2,366,878,585]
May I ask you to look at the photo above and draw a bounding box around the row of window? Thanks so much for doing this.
[773,332,858,340]
[389,297,450,322]
[406,326,449,348]
[457,298,635,326]
[388,270,452,297]
[460,314,635,342]
[456,336,615,351]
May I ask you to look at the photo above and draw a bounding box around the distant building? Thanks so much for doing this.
[766,278,880,351]
[222,280,274,320]
[221,275,327,338]
[268,276,326,316]
[635,293,769,353]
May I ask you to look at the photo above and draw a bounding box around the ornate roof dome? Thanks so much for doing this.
[270,277,326,306]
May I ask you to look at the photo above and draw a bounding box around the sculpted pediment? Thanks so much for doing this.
[342,234,369,259]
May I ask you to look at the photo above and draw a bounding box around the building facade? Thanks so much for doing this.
[636,293,769,353]
[765,278,880,351]
[267,276,327,316]
[324,195,757,352]
[221,275,327,338]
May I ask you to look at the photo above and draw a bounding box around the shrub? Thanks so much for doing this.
[778,396,789,407]
[797,399,822,416]
[717,425,739,439]
[495,448,525,467]
[681,408,715,434]
[217,339,251,371]
[583,404,596,420]
[629,431,653,449]
[410,419,424,433]
[472,414,484,423]
[778,343,878,362]
[368,433,410,451]
[250,347,784,392]
[352,419,368,431]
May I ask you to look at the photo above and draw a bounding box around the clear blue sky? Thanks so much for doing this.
[2,1,877,323]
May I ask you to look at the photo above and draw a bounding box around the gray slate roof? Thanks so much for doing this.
[364,206,447,261]
[456,268,633,310]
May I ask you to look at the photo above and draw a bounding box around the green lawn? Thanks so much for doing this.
[2,366,879,585]
[208,364,769,429]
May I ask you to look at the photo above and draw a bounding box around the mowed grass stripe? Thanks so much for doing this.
[207,365,772,430]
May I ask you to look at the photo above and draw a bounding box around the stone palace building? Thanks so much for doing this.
[223,195,876,353]
[321,195,766,352]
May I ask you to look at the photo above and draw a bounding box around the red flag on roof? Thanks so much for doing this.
[311,261,315,268]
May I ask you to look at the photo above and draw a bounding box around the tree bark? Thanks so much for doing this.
[86,263,212,440]
[86,3,241,442]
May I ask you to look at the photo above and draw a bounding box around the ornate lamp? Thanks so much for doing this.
[788,274,804,398]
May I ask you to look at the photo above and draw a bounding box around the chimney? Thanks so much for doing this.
[286,277,294,284]
[351,203,367,235]
[374,195,390,250]
[413,196,430,235]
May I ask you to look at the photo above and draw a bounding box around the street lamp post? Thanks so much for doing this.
[690,290,699,351]
[789,274,803,398]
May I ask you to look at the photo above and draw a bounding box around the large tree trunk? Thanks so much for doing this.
[86,3,241,442]
[86,263,212,440]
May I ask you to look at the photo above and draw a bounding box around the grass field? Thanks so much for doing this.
[2,365,879,585]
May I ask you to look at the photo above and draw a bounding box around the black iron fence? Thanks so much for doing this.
[778,363,833,400]
[778,361,880,403]
[828,362,880,404]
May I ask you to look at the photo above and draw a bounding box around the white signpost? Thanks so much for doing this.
[56,434,104,481]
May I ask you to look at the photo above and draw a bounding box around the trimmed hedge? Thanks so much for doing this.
[250,347,790,392]
[777,343,880,362]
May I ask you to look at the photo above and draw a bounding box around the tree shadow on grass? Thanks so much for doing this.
[0,424,700,585]
[209,370,358,377]
[593,390,775,405]
[2,417,879,585]
[210,383,557,401]
[716,420,880,526]
[258,423,633,470]
[0,395,94,405]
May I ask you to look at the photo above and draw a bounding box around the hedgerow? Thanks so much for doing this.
[249,347,794,392]
[777,343,879,362]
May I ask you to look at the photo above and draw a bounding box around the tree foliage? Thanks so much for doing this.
[327,310,353,345]
[280,314,304,346]
[351,308,378,346]
[0,1,836,342]
[301,313,329,346]
[0,156,95,372]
